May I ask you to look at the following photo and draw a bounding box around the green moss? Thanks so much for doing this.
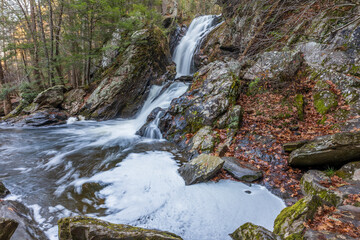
[294,94,304,120]
[285,233,304,240]
[313,91,338,115]
[301,179,341,206]
[274,196,322,238]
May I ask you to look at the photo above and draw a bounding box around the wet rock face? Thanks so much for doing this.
[58,216,183,240]
[230,222,280,240]
[289,132,360,168]
[0,218,18,240]
[0,182,10,198]
[0,200,48,240]
[81,27,171,120]
[159,59,242,144]
[178,154,224,185]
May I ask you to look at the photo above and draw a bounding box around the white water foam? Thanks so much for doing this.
[71,151,285,240]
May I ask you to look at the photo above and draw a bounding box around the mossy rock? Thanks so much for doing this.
[294,94,304,121]
[58,216,182,240]
[313,90,338,115]
[300,170,342,207]
[230,222,279,240]
[335,161,360,181]
[273,196,322,239]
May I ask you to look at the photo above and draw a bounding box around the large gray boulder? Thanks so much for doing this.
[58,216,182,240]
[222,157,263,182]
[81,27,171,119]
[243,51,303,83]
[289,132,360,168]
[178,154,225,185]
[0,200,48,240]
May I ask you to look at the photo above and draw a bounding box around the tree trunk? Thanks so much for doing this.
[0,61,12,115]
[37,1,52,87]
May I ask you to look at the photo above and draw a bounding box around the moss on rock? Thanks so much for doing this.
[273,196,322,239]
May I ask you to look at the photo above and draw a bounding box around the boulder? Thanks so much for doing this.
[0,200,48,240]
[300,170,343,207]
[230,222,280,240]
[33,85,65,110]
[0,218,18,240]
[178,154,225,185]
[243,51,303,83]
[61,89,87,115]
[273,196,322,239]
[58,216,182,240]
[81,27,171,120]
[289,132,360,168]
[222,157,263,182]
[0,182,10,198]
[189,126,215,153]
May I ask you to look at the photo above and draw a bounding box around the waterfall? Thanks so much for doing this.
[143,15,222,139]
[173,15,221,77]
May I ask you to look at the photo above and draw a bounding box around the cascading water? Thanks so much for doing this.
[0,15,285,240]
[173,15,221,77]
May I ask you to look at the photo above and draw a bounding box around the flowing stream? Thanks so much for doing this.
[0,15,285,240]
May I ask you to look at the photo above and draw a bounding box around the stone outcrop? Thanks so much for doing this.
[159,59,242,146]
[81,27,171,120]
[289,132,360,168]
[178,154,224,185]
[58,216,182,240]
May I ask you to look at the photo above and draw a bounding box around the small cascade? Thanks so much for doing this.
[173,15,221,77]
[143,111,163,139]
